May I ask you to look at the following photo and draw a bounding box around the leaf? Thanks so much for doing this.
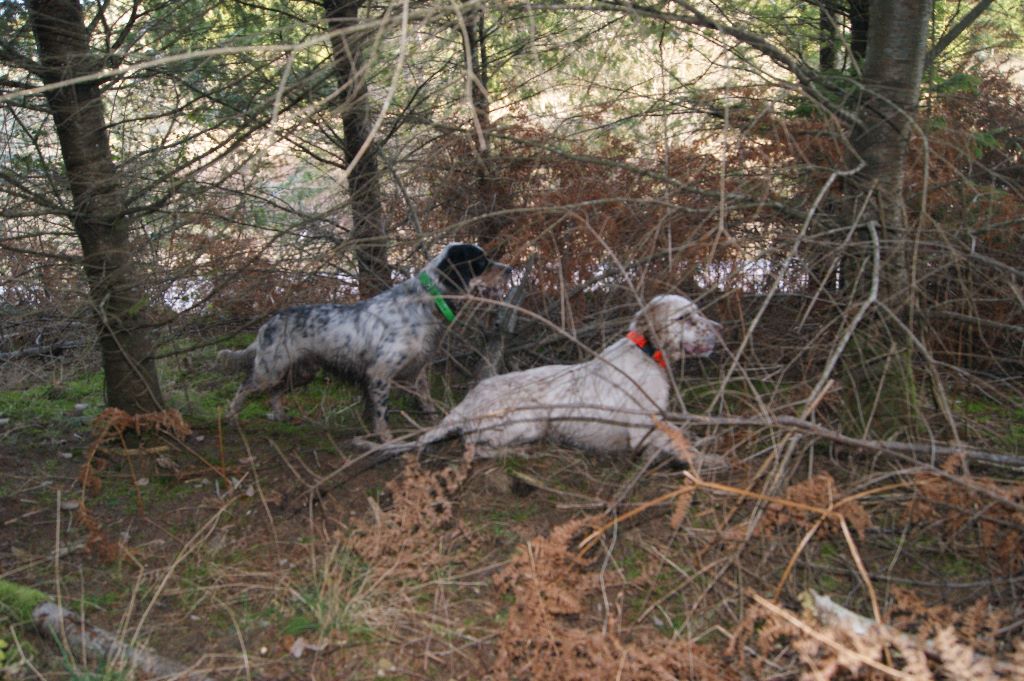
[971,129,1004,158]
[670,482,695,530]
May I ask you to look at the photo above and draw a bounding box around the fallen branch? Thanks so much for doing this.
[797,590,1017,679]
[665,411,1023,469]
[751,592,917,681]
[33,603,215,681]
[97,445,171,457]
[0,579,214,681]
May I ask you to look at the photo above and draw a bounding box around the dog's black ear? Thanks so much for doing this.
[437,243,489,291]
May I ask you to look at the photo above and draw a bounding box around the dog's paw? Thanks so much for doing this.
[350,436,381,451]
[670,452,729,475]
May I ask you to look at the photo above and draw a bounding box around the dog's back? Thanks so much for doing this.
[250,292,438,383]
[420,341,670,453]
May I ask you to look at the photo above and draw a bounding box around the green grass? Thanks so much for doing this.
[618,547,646,581]
[938,554,978,579]
[954,396,1024,454]
[485,501,539,525]
[88,475,186,514]
[816,573,842,592]
[818,540,839,561]
[500,455,527,475]
[0,336,460,446]
[46,583,135,623]
[478,500,541,542]
[0,371,104,433]
[805,540,849,594]
[286,547,379,643]
[0,335,365,435]
[0,637,15,671]
[482,522,519,543]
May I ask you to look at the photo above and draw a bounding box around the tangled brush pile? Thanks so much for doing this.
[349,449,476,579]
[491,516,736,681]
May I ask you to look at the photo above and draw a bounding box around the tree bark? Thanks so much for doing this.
[462,6,509,253]
[848,0,931,303]
[818,1,837,71]
[324,0,391,297]
[840,0,933,437]
[848,0,870,63]
[27,0,164,413]
[458,7,514,377]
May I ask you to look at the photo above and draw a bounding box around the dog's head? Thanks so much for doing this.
[426,243,511,297]
[631,294,719,362]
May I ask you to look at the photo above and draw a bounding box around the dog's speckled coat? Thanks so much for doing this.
[219,244,508,437]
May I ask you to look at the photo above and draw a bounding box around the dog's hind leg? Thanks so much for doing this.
[226,379,262,420]
[266,361,319,420]
[227,360,312,422]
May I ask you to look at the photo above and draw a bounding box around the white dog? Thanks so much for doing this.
[417,295,719,459]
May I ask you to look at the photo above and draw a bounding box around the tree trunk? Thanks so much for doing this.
[848,0,931,303]
[848,0,870,63]
[819,1,837,71]
[461,6,509,253]
[28,0,164,413]
[840,0,932,437]
[458,7,514,378]
[324,0,391,297]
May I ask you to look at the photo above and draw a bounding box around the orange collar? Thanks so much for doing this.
[625,330,667,369]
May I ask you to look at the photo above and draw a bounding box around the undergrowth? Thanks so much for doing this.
[0,21,1021,681]
[1,364,1022,680]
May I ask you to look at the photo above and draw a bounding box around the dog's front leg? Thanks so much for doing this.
[226,379,260,421]
[413,367,438,418]
[636,424,726,473]
[225,388,247,421]
[630,424,683,463]
[364,375,393,439]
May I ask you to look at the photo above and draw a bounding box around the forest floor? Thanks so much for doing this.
[1,350,1022,681]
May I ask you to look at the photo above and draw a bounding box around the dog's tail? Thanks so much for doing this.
[217,345,256,373]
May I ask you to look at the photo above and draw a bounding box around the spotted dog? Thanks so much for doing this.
[219,243,510,437]
[418,295,719,460]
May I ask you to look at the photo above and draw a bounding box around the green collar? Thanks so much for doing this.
[418,271,456,323]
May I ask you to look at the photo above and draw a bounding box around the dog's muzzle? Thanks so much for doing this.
[470,262,514,299]
[682,320,721,358]
[683,341,716,358]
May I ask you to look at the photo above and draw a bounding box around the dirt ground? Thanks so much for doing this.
[1,383,1023,680]
[0,409,702,679]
